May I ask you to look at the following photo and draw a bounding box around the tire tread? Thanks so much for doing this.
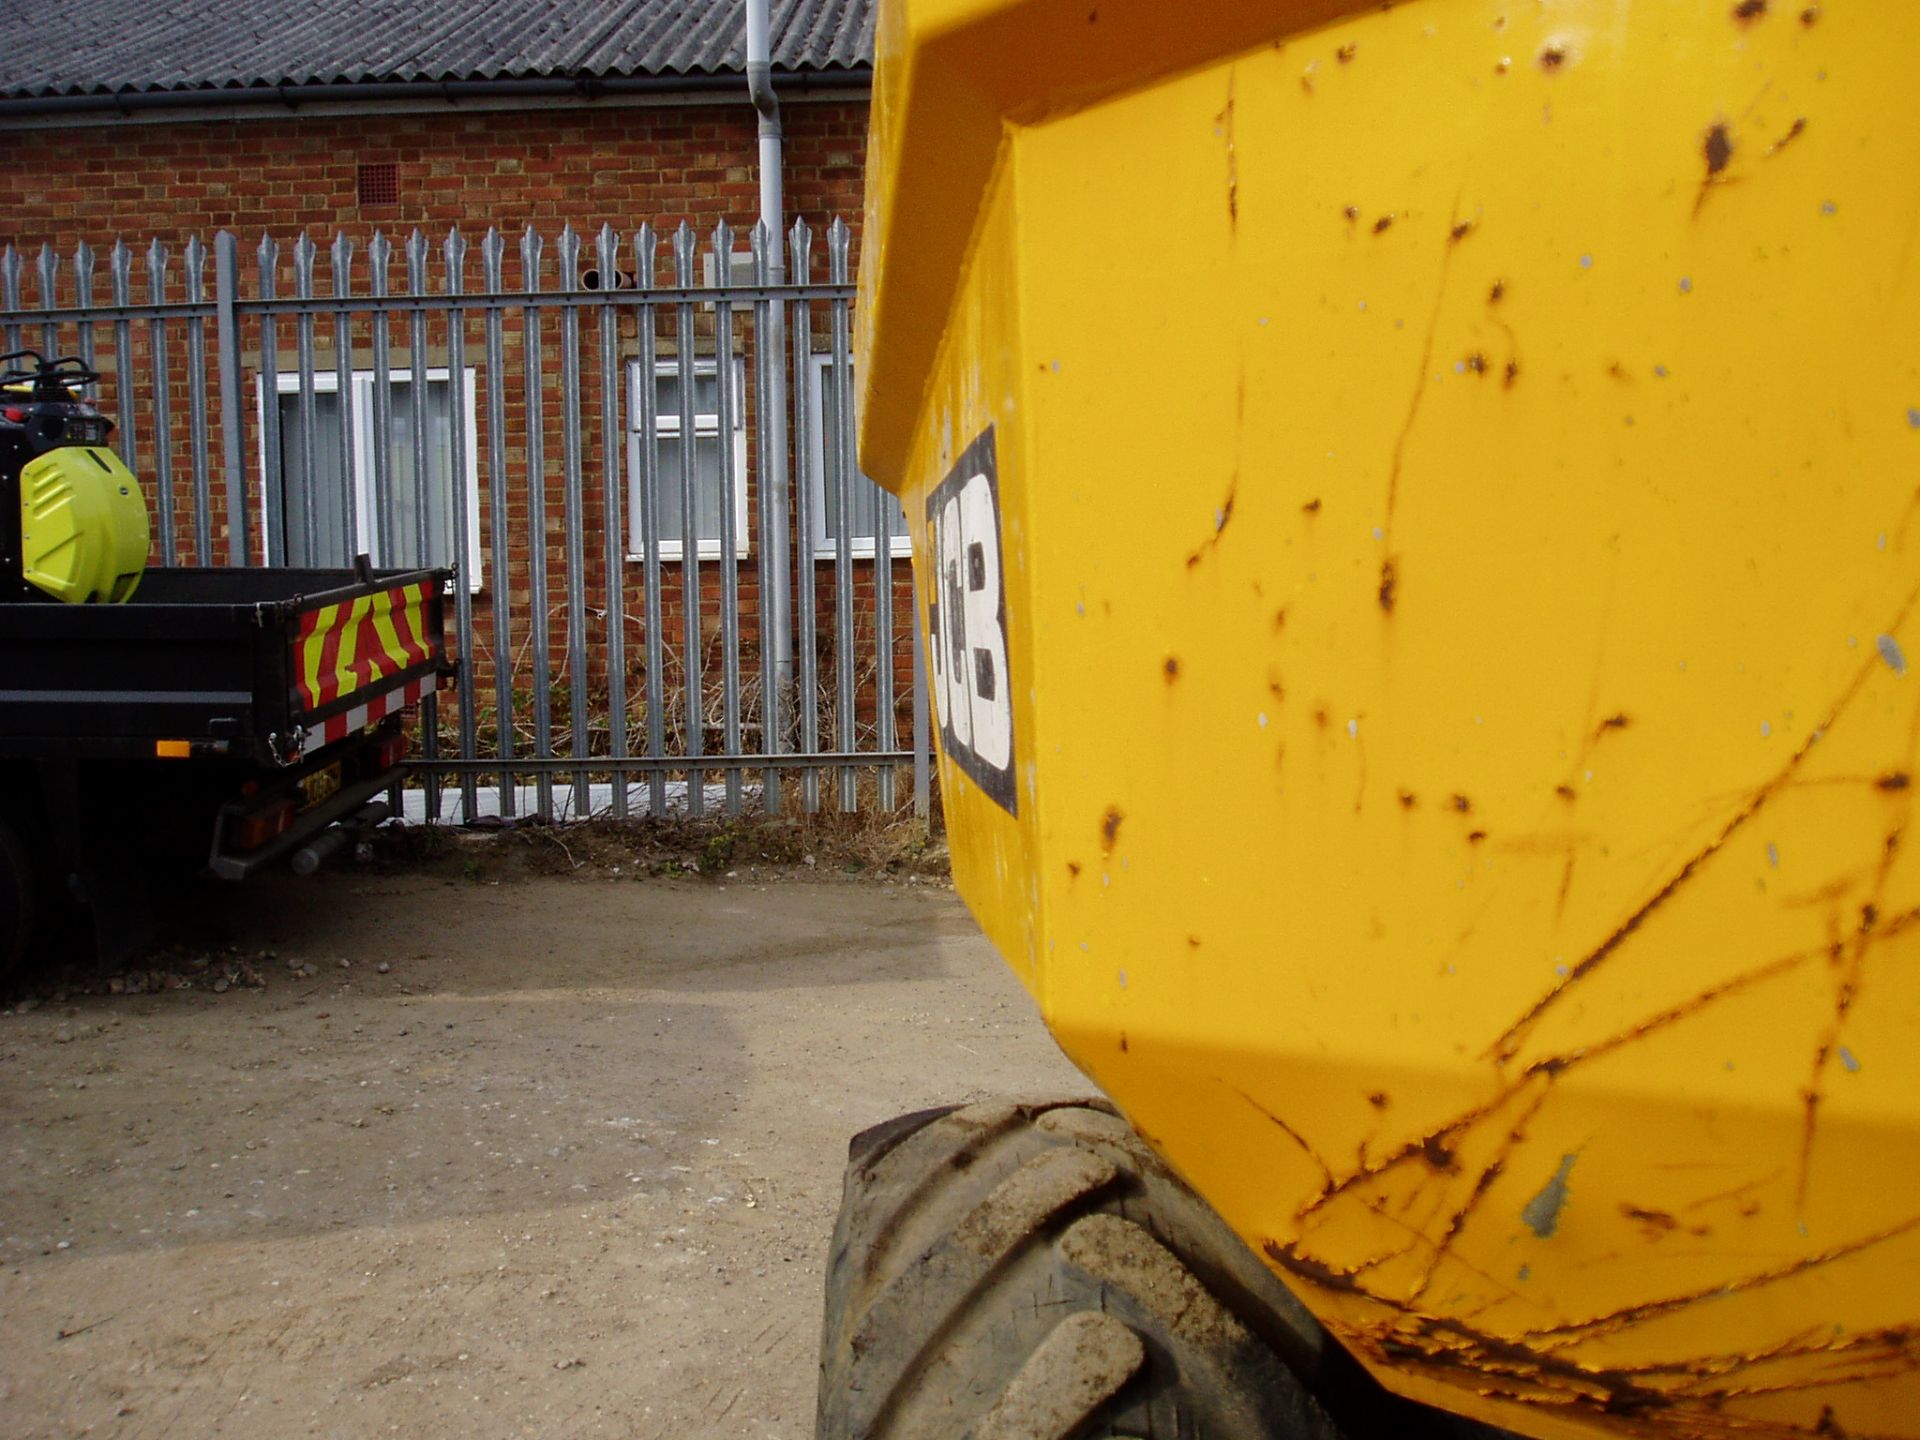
[818,1097,1345,1440]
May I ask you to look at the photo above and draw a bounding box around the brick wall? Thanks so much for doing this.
[0,95,921,791]
[4,99,867,251]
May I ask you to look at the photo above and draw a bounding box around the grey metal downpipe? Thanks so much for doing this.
[746,0,796,756]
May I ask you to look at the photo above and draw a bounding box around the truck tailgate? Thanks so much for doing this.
[0,566,448,763]
[290,576,445,756]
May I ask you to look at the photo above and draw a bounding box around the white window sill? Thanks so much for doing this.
[624,549,754,564]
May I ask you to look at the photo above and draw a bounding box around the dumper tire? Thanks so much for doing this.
[816,1097,1346,1440]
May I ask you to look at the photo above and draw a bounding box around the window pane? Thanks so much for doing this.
[822,477,909,546]
[655,366,721,420]
[649,434,726,546]
[820,369,909,545]
[270,374,471,579]
[385,378,457,571]
[630,359,741,557]
[277,389,347,566]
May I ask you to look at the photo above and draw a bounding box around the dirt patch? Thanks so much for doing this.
[0,860,1084,1439]
[378,810,951,888]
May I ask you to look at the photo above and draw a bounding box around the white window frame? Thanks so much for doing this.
[626,356,750,562]
[700,250,756,298]
[255,366,483,592]
[806,353,911,561]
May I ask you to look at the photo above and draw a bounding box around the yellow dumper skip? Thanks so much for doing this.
[858,1,1920,1436]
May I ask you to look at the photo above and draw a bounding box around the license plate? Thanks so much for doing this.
[299,762,342,810]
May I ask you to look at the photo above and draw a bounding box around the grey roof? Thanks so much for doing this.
[0,0,873,100]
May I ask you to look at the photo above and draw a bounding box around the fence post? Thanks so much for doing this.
[672,222,705,820]
[255,235,283,566]
[710,220,745,818]
[445,226,480,826]
[520,225,554,822]
[595,223,630,822]
[911,571,930,820]
[214,232,248,565]
[789,220,820,811]
[183,236,213,566]
[146,240,176,566]
[556,224,590,820]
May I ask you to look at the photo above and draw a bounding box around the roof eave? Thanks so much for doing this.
[0,66,873,119]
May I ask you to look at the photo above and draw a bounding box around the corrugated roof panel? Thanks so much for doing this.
[586,0,737,75]
[778,0,873,70]
[0,0,872,99]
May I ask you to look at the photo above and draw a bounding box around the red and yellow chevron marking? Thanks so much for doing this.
[295,582,436,713]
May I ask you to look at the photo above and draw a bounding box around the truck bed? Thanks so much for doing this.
[0,565,449,764]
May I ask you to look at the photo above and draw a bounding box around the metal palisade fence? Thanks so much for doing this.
[0,219,930,823]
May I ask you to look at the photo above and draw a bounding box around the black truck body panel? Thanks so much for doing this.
[0,565,450,765]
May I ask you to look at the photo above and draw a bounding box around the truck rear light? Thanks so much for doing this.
[233,798,294,852]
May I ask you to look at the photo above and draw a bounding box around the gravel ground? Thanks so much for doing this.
[0,859,1087,1439]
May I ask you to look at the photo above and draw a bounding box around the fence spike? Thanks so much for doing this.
[789,217,812,281]
[828,216,851,284]
[749,222,769,283]
[711,218,734,282]
[368,230,392,295]
[293,232,316,298]
[444,225,468,275]
[633,223,657,289]
[595,222,619,280]
[520,224,543,291]
[405,227,429,283]
[672,222,696,288]
[482,226,505,283]
[329,231,355,291]
[145,237,169,293]
[35,242,58,305]
[557,223,580,288]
